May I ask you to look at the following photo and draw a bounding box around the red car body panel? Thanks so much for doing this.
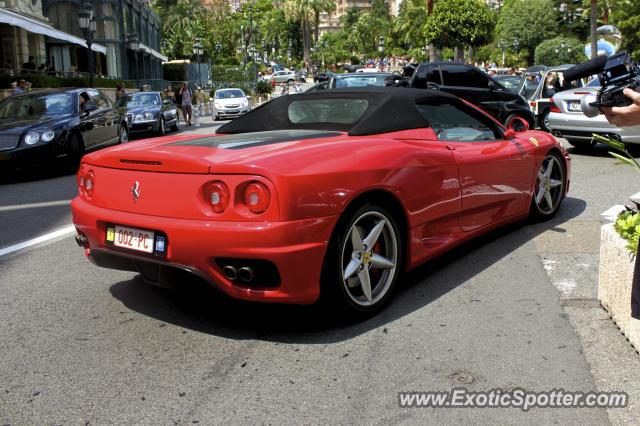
[72,99,570,305]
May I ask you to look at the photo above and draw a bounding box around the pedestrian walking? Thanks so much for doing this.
[115,84,127,103]
[179,82,193,126]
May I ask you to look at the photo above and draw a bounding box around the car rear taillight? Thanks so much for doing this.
[549,97,560,113]
[244,182,270,214]
[206,181,230,213]
[530,101,537,108]
[78,170,95,198]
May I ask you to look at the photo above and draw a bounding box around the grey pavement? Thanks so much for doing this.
[0,133,639,424]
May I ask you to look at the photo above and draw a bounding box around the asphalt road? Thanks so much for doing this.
[1,126,639,424]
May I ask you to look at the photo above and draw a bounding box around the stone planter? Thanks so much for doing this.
[598,222,640,352]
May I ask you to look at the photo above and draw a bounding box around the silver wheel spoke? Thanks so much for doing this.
[538,171,545,182]
[549,179,562,188]
[343,259,361,280]
[363,220,386,249]
[351,227,364,251]
[544,158,555,178]
[370,253,395,269]
[358,268,372,303]
[544,191,554,209]
[536,187,546,204]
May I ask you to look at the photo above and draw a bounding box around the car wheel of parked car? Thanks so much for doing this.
[118,125,129,144]
[530,152,565,221]
[288,79,294,84]
[158,117,166,136]
[171,121,179,132]
[322,204,403,315]
[539,109,551,133]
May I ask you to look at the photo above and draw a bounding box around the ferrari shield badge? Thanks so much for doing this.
[529,137,539,147]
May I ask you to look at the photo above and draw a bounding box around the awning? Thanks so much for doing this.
[0,8,106,54]
[138,42,168,62]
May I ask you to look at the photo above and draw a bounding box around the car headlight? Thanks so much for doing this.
[24,131,39,145]
[215,103,223,109]
[41,130,55,142]
[143,112,153,120]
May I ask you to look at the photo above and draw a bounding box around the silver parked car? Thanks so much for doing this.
[547,78,640,149]
[271,70,298,84]
[213,88,251,120]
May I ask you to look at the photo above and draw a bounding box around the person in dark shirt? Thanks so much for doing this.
[22,56,36,71]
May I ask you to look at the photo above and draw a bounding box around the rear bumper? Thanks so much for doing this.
[71,197,337,304]
[547,112,640,143]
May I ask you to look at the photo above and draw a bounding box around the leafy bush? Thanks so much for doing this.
[534,36,587,66]
[615,210,640,255]
[255,79,272,96]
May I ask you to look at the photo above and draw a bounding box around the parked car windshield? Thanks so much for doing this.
[215,90,245,99]
[125,93,160,107]
[335,75,388,88]
[0,92,74,118]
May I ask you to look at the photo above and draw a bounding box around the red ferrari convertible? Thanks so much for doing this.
[72,87,570,314]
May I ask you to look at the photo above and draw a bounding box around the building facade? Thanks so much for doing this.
[318,0,400,37]
[43,0,166,81]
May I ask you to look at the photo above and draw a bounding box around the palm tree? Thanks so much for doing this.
[311,0,336,45]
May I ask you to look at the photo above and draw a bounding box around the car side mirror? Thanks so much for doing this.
[83,101,97,115]
[488,80,498,90]
[504,116,530,138]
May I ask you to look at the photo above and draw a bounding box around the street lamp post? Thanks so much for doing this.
[497,40,507,66]
[78,1,96,87]
[126,33,139,86]
[192,38,203,87]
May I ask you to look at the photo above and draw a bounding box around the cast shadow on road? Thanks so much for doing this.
[110,196,587,344]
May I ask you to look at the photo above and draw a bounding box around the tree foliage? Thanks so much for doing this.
[424,0,495,50]
[610,0,640,60]
[534,36,588,66]
[497,0,560,62]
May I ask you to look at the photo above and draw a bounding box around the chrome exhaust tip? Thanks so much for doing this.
[75,235,89,248]
[222,265,238,281]
[238,267,254,282]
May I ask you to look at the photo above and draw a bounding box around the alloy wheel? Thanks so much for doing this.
[535,154,564,215]
[340,210,399,307]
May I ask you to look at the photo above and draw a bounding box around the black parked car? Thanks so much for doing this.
[117,91,178,137]
[409,62,535,130]
[0,88,127,170]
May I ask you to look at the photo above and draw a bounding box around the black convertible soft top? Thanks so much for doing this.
[216,87,460,136]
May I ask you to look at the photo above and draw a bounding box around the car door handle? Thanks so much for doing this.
[445,145,456,151]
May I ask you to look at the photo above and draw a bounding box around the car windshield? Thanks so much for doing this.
[335,75,388,88]
[126,93,160,107]
[494,76,522,92]
[587,78,600,87]
[0,92,74,118]
[288,98,369,124]
[519,76,541,100]
[216,90,245,99]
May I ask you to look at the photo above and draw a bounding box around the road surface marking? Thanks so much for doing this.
[0,200,71,213]
[0,225,76,258]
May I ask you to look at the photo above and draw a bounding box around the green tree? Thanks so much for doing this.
[534,36,588,65]
[423,0,495,59]
[610,0,640,60]
[497,0,560,64]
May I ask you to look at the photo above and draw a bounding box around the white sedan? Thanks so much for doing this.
[212,88,251,120]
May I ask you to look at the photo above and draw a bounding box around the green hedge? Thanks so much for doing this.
[0,73,132,89]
